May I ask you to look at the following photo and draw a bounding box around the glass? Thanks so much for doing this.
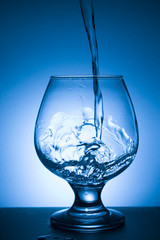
[34,76,139,232]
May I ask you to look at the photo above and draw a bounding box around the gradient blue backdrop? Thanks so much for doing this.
[0,0,160,207]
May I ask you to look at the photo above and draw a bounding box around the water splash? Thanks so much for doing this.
[38,108,135,185]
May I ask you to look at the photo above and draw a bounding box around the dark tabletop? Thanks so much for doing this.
[0,207,160,240]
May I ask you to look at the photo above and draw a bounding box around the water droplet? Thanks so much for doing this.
[37,235,50,240]
[64,237,74,240]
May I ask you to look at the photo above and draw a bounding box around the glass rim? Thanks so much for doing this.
[50,75,123,79]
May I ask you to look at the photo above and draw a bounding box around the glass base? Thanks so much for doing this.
[50,208,124,232]
[51,184,124,232]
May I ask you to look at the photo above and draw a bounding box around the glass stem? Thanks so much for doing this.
[68,184,108,218]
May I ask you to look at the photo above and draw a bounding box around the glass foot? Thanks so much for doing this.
[50,208,124,232]
[50,185,124,232]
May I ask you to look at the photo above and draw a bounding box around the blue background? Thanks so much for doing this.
[0,0,160,207]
